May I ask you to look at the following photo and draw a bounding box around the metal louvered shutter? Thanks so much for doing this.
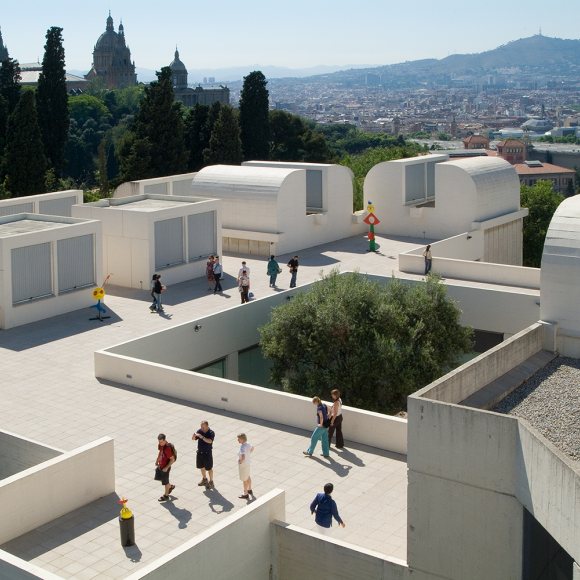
[39,197,76,217]
[154,217,184,269]
[187,212,216,261]
[57,235,95,293]
[0,202,34,217]
[11,243,53,304]
[306,170,323,209]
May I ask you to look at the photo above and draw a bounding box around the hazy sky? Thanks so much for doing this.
[1,0,579,71]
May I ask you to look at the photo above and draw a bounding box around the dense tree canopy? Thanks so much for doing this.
[239,71,270,161]
[204,105,242,165]
[520,180,564,267]
[4,91,47,196]
[0,58,21,115]
[259,271,473,414]
[37,27,69,175]
[184,104,210,171]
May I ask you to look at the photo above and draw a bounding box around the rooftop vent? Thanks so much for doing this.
[524,160,543,167]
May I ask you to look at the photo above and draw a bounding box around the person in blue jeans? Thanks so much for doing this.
[303,396,330,458]
[310,483,345,533]
[213,256,223,293]
[267,255,280,288]
[287,255,299,288]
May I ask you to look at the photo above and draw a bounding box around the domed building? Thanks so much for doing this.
[85,13,137,89]
[168,48,229,108]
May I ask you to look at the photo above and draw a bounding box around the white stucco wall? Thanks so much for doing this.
[540,195,580,356]
[0,431,63,480]
[0,215,103,329]
[365,155,521,240]
[72,195,221,289]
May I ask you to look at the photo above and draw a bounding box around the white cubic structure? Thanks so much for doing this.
[365,155,528,264]
[190,162,362,256]
[0,190,83,218]
[72,194,221,289]
[0,214,102,329]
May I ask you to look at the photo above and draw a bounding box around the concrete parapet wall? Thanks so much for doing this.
[0,430,62,480]
[0,437,115,544]
[274,522,408,580]
[126,489,285,580]
[95,351,407,455]
[417,323,544,404]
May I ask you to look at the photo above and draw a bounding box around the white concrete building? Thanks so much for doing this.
[365,154,528,264]
[0,213,102,329]
[72,194,220,289]
[190,162,363,256]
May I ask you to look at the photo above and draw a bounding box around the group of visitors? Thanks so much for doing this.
[303,389,344,457]
[203,255,301,301]
[155,420,254,503]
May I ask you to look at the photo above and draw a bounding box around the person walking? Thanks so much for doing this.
[206,255,215,291]
[287,255,299,288]
[155,433,176,502]
[213,256,223,294]
[267,255,280,288]
[423,244,432,275]
[303,396,330,458]
[193,420,215,489]
[237,433,254,499]
[238,261,251,279]
[238,268,250,304]
[328,388,344,449]
[150,274,164,313]
[310,483,345,534]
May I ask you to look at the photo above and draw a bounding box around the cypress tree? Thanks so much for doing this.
[184,104,210,171]
[4,91,47,196]
[0,58,21,115]
[37,27,69,175]
[204,105,242,165]
[239,71,269,161]
[130,66,187,177]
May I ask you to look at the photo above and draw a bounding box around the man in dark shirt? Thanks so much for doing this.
[310,483,345,533]
[287,255,299,288]
[192,420,215,489]
[155,433,175,502]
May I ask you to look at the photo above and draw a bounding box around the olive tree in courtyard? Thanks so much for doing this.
[259,271,473,414]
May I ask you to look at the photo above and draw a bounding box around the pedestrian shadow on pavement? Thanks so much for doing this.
[162,502,192,529]
[310,455,352,477]
[204,488,235,514]
[331,447,365,467]
[123,544,143,562]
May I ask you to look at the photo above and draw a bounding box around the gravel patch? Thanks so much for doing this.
[493,356,580,462]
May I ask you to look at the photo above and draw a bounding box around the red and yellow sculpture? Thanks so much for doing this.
[363,201,381,252]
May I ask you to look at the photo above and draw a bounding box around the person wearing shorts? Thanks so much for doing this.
[192,420,215,489]
[237,433,254,499]
[155,433,175,502]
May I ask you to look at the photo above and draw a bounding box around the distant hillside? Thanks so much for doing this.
[271,35,580,87]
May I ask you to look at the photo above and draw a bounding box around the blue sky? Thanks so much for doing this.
[2,0,579,71]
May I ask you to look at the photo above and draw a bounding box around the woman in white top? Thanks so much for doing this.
[328,389,344,449]
[237,433,254,499]
[423,244,432,275]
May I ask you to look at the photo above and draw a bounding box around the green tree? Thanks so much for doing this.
[259,271,473,414]
[37,27,69,175]
[239,70,270,161]
[119,67,187,180]
[520,180,564,267]
[0,58,21,115]
[69,94,111,127]
[4,91,47,196]
[184,104,210,171]
[269,110,306,160]
[204,105,242,165]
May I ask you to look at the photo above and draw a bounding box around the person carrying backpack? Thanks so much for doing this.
[155,433,176,502]
[303,396,330,458]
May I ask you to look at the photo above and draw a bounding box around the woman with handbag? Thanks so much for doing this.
[267,255,281,288]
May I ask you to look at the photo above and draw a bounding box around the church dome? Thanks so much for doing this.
[95,13,119,51]
[170,49,187,72]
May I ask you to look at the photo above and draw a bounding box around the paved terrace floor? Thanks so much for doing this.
[0,233,523,579]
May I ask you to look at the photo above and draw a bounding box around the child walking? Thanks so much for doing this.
[237,433,254,499]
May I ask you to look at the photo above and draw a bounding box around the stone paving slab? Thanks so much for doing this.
[0,235,415,578]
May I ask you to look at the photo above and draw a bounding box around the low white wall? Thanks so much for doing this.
[0,431,62,480]
[0,437,115,544]
[274,522,408,580]
[126,489,285,580]
[95,351,407,455]
[417,323,544,404]
[405,231,484,261]
[0,550,62,579]
[0,190,83,218]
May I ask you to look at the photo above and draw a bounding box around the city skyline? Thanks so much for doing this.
[2,0,580,75]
